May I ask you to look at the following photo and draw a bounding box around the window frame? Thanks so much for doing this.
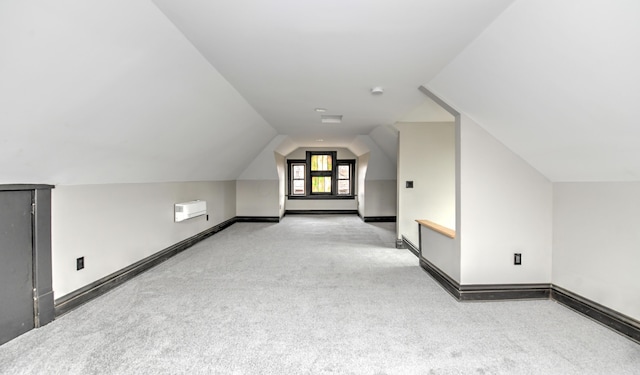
[286,152,355,200]
[308,151,335,196]
[289,161,306,196]
[336,160,355,196]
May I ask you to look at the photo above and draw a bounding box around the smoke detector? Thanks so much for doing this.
[371,86,384,95]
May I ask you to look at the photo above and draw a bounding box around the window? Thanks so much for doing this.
[291,163,306,196]
[287,151,355,199]
[337,163,352,195]
[310,152,333,194]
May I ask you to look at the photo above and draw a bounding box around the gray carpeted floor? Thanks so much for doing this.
[1,215,639,374]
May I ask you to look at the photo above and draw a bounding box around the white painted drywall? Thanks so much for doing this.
[368,126,399,166]
[285,199,357,211]
[51,181,236,298]
[286,147,356,160]
[355,135,396,181]
[238,135,288,180]
[459,115,552,285]
[420,227,459,281]
[398,97,455,123]
[357,153,369,217]
[428,1,640,182]
[553,182,640,321]
[351,135,397,218]
[0,1,275,185]
[275,153,286,218]
[396,122,456,246]
[236,180,279,217]
[364,180,397,217]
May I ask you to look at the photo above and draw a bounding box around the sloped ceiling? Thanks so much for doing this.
[5,1,635,185]
[0,0,276,185]
[428,1,640,182]
[152,0,513,146]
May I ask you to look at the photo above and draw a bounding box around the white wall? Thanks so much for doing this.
[52,181,236,298]
[553,182,640,321]
[275,152,286,218]
[352,135,397,218]
[286,147,356,160]
[285,199,357,211]
[364,180,396,217]
[420,228,459,281]
[396,122,456,246]
[459,115,552,285]
[238,135,285,181]
[357,153,369,217]
[236,180,279,217]
[236,136,285,217]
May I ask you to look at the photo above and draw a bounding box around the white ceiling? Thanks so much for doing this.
[0,0,276,184]
[3,0,638,184]
[428,0,640,181]
[152,0,513,144]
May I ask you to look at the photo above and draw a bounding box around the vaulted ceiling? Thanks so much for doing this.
[1,0,638,185]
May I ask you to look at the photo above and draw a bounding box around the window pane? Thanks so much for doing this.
[293,165,305,179]
[311,155,332,171]
[338,165,349,179]
[312,177,331,193]
[338,180,350,195]
[293,180,305,195]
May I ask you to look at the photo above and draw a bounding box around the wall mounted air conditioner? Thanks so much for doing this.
[175,200,207,222]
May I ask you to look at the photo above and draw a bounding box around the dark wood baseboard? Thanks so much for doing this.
[459,283,551,301]
[285,210,358,215]
[402,236,420,257]
[419,258,461,299]
[551,285,640,344]
[419,257,640,343]
[54,217,237,317]
[235,216,280,223]
[363,216,396,222]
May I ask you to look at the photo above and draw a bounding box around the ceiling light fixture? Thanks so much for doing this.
[315,139,324,142]
[314,108,327,112]
[371,86,384,95]
[321,115,342,124]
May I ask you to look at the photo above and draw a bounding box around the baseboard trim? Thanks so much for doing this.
[419,257,640,343]
[363,216,396,222]
[402,236,420,257]
[551,285,640,343]
[235,216,280,223]
[419,258,461,299]
[54,217,237,317]
[459,283,551,301]
[285,210,358,215]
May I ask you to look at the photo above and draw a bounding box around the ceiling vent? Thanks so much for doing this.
[321,115,342,124]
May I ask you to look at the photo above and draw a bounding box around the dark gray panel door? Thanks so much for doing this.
[0,190,34,345]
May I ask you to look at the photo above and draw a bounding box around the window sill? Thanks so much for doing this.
[287,195,355,200]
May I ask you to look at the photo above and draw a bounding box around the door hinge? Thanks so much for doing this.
[31,203,36,215]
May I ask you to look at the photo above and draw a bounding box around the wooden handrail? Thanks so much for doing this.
[416,219,456,239]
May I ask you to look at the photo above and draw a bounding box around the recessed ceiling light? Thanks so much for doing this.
[371,86,384,95]
[314,108,327,112]
[321,115,342,124]
[315,139,324,142]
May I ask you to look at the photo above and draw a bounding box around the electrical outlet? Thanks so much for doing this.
[76,256,85,270]
[514,253,522,265]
